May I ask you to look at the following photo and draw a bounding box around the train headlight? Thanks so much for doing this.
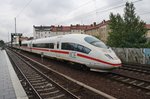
[105,54,114,60]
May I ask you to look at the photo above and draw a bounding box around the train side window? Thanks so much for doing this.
[68,43,75,50]
[61,43,91,54]
[72,43,78,51]
[49,43,54,49]
[77,45,83,52]
[62,43,68,50]
[62,43,76,51]
[22,44,27,46]
[40,43,48,48]
[32,44,36,47]
[33,43,49,48]
[83,47,91,54]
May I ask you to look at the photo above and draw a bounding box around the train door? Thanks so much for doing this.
[55,36,61,58]
[30,40,33,52]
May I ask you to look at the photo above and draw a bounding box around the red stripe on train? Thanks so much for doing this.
[77,53,121,66]
[50,50,69,54]
[31,47,49,52]
[20,46,121,66]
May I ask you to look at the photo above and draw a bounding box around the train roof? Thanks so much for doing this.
[31,34,92,44]
[22,40,31,44]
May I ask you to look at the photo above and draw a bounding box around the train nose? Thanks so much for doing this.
[105,54,120,61]
[104,54,122,67]
[112,60,122,67]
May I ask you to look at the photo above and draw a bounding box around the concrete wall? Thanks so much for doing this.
[112,48,150,64]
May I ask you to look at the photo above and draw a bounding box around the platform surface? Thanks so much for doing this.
[0,50,28,99]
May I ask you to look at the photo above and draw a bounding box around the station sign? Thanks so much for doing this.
[11,33,22,36]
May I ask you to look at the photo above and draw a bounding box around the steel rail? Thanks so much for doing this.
[9,48,117,99]
[108,72,150,92]
[6,49,42,99]
[7,49,79,99]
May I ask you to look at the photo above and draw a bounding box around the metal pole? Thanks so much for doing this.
[15,17,16,33]
[8,32,9,42]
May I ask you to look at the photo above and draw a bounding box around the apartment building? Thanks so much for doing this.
[33,25,91,39]
[85,20,110,43]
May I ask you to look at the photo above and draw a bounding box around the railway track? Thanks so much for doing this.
[107,71,150,95]
[7,49,79,99]
[120,64,150,74]
[6,48,115,99]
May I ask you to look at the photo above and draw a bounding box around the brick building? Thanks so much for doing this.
[145,24,150,40]
[33,21,150,43]
[85,20,110,43]
[33,25,92,39]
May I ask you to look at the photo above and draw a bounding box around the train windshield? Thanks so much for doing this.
[84,36,108,49]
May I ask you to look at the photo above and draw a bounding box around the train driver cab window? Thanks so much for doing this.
[84,36,108,49]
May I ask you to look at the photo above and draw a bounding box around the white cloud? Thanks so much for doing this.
[0,0,149,42]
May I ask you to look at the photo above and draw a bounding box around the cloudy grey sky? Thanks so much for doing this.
[0,0,150,42]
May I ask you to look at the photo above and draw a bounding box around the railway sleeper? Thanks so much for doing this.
[137,82,145,86]
[26,73,41,77]
[34,84,53,89]
[122,78,130,82]
[30,79,46,83]
[44,94,66,99]
[40,88,61,95]
[37,89,59,95]
[37,87,55,92]
[146,85,150,89]
[31,81,49,86]
[28,77,44,81]
[40,90,62,97]
[34,85,50,89]
[129,80,137,84]
[27,75,42,79]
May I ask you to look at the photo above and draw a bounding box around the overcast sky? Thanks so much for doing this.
[0,0,150,42]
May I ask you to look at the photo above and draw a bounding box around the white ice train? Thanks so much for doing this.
[13,34,122,71]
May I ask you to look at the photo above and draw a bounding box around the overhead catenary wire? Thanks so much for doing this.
[57,0,142,25]
[55,0,125,25]
[68,0,94,14]
[14,0,33,34]
[54,0,95,25]
[15,0,33,18]
[57,0,137,25]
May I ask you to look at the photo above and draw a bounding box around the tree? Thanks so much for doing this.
[107,2,148,48]
[0,40,4,47]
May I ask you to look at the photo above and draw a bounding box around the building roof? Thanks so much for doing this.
[85,20,110,31]
[34,24,93,32]
[33,21,150,32]
[145,24,150,29]
[51,26,71,32]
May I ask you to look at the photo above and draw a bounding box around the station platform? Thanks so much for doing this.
[0,50,28,99]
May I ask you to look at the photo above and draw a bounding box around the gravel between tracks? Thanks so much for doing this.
[17,50,150,99]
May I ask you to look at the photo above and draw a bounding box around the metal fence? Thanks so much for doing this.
[112,48,150,64]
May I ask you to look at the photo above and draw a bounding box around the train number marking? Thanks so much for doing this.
[69,52,76,58]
